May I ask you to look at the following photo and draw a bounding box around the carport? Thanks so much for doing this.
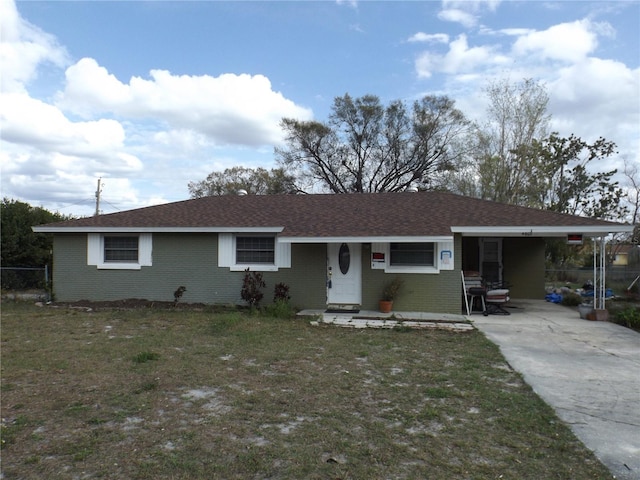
[456,225,631,307]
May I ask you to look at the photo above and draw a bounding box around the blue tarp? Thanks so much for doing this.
[546,289,614,304]
[581,289,614,298]
[545,292,563,304]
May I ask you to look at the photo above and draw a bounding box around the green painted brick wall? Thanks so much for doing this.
[359,236,463,314]
[503,237,545,299]
[52,234,328,307]
[52,234,464,313]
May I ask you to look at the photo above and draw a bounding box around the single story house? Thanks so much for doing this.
[611,244,638,267]
[33,191,633,314]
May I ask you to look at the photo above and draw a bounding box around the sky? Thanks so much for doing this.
[1,0,639,217]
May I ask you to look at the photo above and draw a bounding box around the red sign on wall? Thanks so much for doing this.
[567,234,583,245]
[372,252,385,262]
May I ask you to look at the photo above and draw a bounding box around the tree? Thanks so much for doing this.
[527,133,627,220]
[1,198,68,289]
[621,158,640,244]
[472,78,550,204]
[275,93,470,193]
[188,166,299,198]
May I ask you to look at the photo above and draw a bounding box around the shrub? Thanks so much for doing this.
[273,282,291,302]
[241,268,266,307]
[561,292,583,307]
[263,299,296,319]
[613,306,640,331]
[381,277,404,301]
[173,286,186,304]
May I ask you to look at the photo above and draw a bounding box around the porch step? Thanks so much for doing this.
[326,304,361,313]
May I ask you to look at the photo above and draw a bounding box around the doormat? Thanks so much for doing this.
[325,309,360,314]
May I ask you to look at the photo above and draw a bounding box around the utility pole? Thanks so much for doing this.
[95,178,102,216]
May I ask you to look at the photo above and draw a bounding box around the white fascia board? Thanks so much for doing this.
[32,226,284,234]
[278,235,454,244]
[450,225,634,237]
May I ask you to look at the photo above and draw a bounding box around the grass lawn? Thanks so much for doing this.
[1,302,613,479]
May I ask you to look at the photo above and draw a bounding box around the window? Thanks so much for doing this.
[218,233,290,271]
[104,236,139,262]
[236,236,275,264]
[390,242,434,266]
[87,233,152,270]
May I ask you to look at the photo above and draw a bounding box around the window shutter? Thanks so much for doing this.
[218,233,233,267]
[87,233,101,265]
[139,233,153,266]
[275,240,291,268]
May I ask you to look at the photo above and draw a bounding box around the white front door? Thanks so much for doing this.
[327,243,361,306]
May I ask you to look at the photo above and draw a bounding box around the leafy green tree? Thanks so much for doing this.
[1,198,68,289]
[276,93,470,193]
[526,133,627,220]
[188,166,299,198]
[1,198,65,266]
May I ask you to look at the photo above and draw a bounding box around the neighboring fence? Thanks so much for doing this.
[1,266,49,291]
[546,266,640,290]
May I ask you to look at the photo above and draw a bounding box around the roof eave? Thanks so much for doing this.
[278,235,454,244]
[32,226,285,234]
[450,225,634,237]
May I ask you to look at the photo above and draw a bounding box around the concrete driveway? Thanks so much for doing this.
[471,300,640,480]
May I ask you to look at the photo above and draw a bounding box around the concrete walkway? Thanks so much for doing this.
[299,309,473,331]
[471,299,640,480]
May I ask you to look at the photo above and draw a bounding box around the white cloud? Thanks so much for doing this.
[438,9,477,28]
[415,34,507,78]
[512,19,600,62]
[408,32,449,43]
[442,0,501,13]
[0,0,69,93]
[548,57,640,150]
[438,0,501,27]
[0,92,135,160]
[495,28,535,37]
[336,0,358,9]
[58,58,313,147]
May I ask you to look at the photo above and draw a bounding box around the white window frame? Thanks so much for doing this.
[218,233,290,272]
[371,240,454,273]
[87,233,152,270]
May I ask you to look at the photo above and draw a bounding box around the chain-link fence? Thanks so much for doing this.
[1,266,49,294]
[546,266,640,291]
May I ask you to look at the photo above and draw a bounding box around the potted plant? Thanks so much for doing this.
[578,300,594,320]
[379,277,404,313]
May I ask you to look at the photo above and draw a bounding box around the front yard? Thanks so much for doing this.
[1,302,613,479]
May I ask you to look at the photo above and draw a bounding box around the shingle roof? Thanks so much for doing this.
[36,191,629,237]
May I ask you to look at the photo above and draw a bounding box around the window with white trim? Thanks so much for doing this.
[87,233,152,270]
[236,236,275,264]
[371,240,450,273]
[390,242,434,267]
[217,233,290,271]
[104,236,139,262]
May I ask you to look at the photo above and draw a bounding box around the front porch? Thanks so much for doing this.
[297,299,582,331]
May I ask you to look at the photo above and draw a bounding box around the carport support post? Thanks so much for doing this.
[598,236,606,310]
[592,236,607,311]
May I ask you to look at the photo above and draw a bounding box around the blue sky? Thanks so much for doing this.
[1,0,639,216]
